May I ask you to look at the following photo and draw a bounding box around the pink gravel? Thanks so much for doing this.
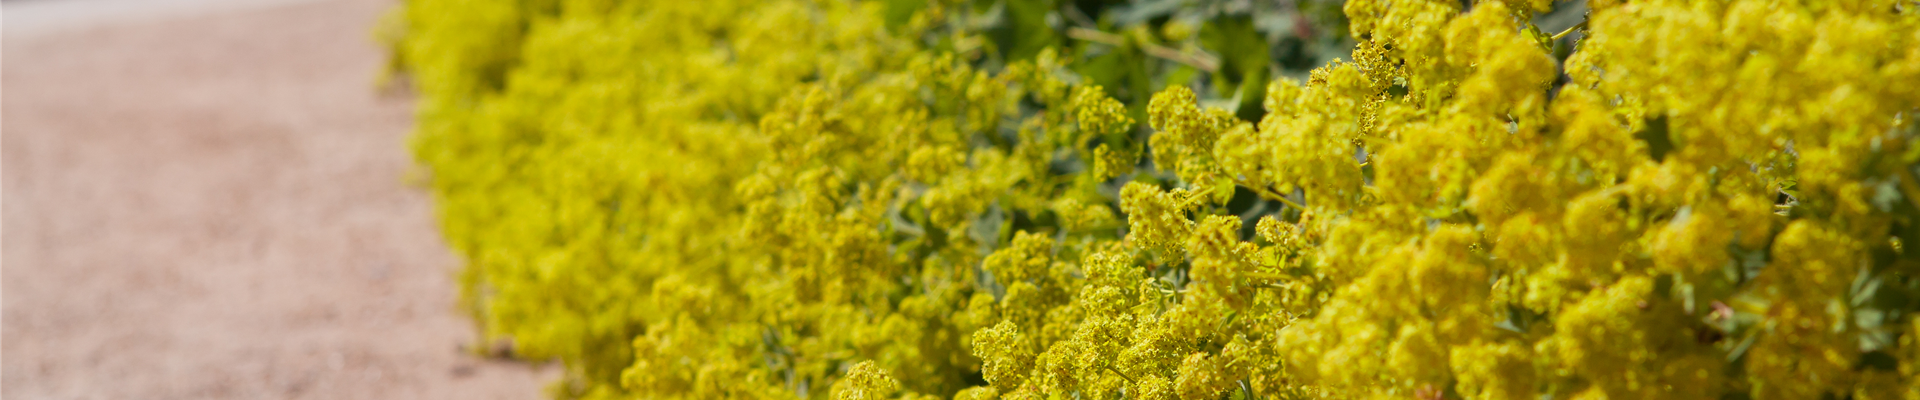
[3,0,555,398]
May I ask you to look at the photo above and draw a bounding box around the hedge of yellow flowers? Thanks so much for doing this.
[391,0,1920,398]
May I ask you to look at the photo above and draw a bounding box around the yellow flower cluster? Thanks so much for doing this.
[392,0,1920,399]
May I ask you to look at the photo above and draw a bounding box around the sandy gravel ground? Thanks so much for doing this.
[3,0,554,398]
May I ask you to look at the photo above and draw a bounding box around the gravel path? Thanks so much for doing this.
[3,0,553,398]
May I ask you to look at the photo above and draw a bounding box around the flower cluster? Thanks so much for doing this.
[393,0,1920,399]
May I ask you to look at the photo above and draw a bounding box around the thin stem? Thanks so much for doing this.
[1896,165,1920,212]
[1101,365,1137,383]
[1247,184,1306,211]
[1059,3,1098,29]
[1551,20,1588,41]
[1066,27,1221,73]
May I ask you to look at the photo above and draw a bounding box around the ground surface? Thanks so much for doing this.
[3,0,554,398]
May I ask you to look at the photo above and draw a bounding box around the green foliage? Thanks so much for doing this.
[392,0,1920,399]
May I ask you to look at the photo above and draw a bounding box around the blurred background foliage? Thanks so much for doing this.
[885,0,1355,125]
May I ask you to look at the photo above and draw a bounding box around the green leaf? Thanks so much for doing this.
[991,0,1060,62]
[1200,14,1269,95]
[1857,350,1899,371]
[882,0,924,32]
[1074,46,1132,98]
[1235,66,1269,122]
[1637,114,1675,161]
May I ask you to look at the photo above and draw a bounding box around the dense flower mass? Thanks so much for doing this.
[392,0,1920,399]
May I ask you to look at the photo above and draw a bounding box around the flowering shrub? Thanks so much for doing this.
[392,0,1920,399]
